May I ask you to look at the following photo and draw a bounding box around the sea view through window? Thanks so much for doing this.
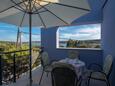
[58,24,101,49]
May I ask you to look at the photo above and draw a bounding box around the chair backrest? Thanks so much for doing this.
[52,62,75,70]
[68,50,79,59]
[103,55,113,77]
[41,51,50,67]
[51,63,78,86]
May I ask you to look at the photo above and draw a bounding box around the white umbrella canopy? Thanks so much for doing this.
[0,0,90,27]
[0,0,90,85]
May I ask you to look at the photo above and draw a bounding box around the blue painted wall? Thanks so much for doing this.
[102,0,115,85]
[72,0,105,25]
[41,0,115,85]
[41,27,103,67]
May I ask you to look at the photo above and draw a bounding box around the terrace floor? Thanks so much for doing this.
[3,65,108,86]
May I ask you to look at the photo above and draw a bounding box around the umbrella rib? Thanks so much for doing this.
[10,0,26,12]
[36,2,69,25]
[37,12,46,28]
[34,10,48,14]
[21,0,29,11]
[32,4,50,13]
[102,0,109,9]
[0,0,27,14]
[31,0,37,11]
[16,12,26,48]
[13,6,27,13]
[19,12,26,27]
[33,4,46,28]
[41,0,90,11]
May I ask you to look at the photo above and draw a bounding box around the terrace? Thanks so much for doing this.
[0,0,115,86]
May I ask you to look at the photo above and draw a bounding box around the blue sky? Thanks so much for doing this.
[0,22,101,42]
[0,22,41,42]
[59,24,101,41]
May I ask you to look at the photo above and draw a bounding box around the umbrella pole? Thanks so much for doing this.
[29,0,32,86]
[29,12,32,86]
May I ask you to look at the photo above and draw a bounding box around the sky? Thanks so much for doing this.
[0,22,41,42]
[59,24,101,41]
[0,22,101,42]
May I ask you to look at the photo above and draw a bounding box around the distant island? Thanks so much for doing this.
[59,39,101,48]
[0,41,41,47]
[0,39,101,48]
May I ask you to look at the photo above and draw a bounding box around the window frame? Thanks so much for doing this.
[56,24,102,50]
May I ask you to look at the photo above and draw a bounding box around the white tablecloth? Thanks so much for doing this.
[59,58,86,78]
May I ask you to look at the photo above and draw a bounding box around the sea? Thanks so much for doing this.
[32,42,66,47]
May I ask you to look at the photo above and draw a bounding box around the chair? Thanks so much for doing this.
[68,50,79,59]
[51,63,81,86]
[39,51,53,85]
[87,55,113,86]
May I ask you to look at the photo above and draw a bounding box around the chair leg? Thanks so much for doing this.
[78,79,82,86]
[39,70,44,85]
[47,72,49,77]
[106,79,110,86]
[51,74,54,86]
[87,72,93,86]
[87,77,91,86]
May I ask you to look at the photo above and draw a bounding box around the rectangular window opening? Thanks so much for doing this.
[57,24,101,49]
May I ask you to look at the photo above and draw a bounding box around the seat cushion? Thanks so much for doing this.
[90,72,107,80]
[44,65,53,72]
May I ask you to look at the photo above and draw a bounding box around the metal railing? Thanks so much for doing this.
[0,48,41,85]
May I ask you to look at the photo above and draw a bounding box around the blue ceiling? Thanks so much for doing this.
[72,0,107,25]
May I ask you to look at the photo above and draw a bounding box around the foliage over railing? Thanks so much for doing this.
[0,48,41,85]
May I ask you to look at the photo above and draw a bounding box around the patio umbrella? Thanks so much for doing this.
[0,0,90,85]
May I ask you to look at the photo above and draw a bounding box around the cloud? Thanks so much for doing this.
[20,34,41,42]
[0,29,16,33]
[0,30,8,33]
[32,35,41,41]
[78,28,97,34]
[0,29,17,41]
[0,35,17,42]
[59,24,101,40]
[0,22,41,42]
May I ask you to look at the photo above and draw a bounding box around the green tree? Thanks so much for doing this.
[66,39,78,48]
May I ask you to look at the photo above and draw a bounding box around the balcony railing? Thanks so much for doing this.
[0,48,41,85]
